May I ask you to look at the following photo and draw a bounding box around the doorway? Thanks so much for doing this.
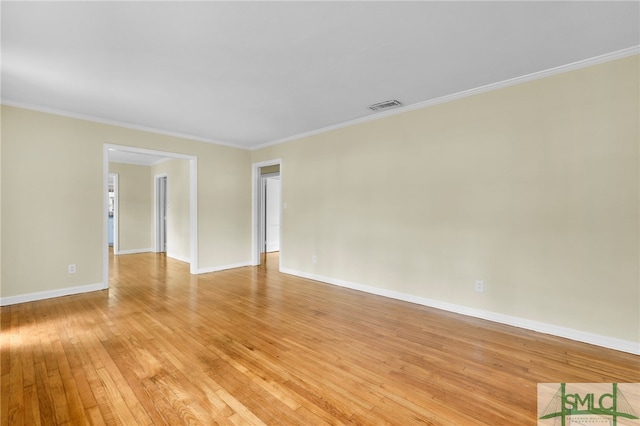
[108,173,119,253]
[252,159,282,267]
[264,175,281,253]
[103,144,198,288]
[155,174,168,253]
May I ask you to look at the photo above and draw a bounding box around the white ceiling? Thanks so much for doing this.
[2,1,639,150]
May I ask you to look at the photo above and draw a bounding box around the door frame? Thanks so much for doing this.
[103,144,198,289]
[108,173,119,254]
[262,173,281,253]
[154,173,168,253]
[252,158,282,267]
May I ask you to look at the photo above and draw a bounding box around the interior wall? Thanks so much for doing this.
[260,164,280,175]
[0,105,252,300]
[108,162,153,253]
[152,159,190,262]
[0,107,4,293]
[252,55,640,345]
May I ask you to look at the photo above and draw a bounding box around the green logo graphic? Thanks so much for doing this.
[538,383,640,426]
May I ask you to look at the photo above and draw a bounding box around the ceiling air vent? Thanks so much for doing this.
[369,99,402,111]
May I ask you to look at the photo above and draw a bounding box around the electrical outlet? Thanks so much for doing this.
[68,264,77,274]
[311,255,317,264]
[475,280,484,293]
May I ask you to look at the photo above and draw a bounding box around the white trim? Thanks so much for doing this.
[4,48,636,153]
[251,159,282,268]
[264,175,282,253]
[116,248,154,255]
[2,99,244,149]
[280,268,640,356]
[108,144,196,161]
[154,173,168,253]
[0,283,105,306]
[189,159,198,275]
[253,46,640,150]
[167,253,190,263]
[108,173,119,254]
[102,145,110,288]
[197,261,253,274]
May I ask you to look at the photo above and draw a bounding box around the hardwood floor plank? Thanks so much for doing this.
[215,387,267,426]
[7,316,24,426]
[85,405,106,426]
[1,252,638,425]
[33,362,56,426]
[23,384,42,426]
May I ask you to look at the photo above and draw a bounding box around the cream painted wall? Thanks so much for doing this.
[108,162,153,252]
[0,105,252,299]
[252,55,640,344]
[0,108,3,293]
[0,55,637,349]
[152,159,190,262]
[260,164,280,175]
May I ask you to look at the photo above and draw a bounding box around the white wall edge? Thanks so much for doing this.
[280,267,640,356]
[167,253,191,264]
[116,248,154,255]
[0,283,105,306]
[189,158,198,275]
[197,261,253,274]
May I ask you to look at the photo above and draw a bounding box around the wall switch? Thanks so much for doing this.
[311,255,317,264]
[283,202,288,209]
[475,280,484,293]
[68,264,77,274]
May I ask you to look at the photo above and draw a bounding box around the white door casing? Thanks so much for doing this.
[155,174,168,253]
[265,177,281,252]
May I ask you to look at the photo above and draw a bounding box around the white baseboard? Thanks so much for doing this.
[280,268,640,356]
[167,253,190,263]
[0,282,106,306]
[197,261,252,274]
[116,248,153,255]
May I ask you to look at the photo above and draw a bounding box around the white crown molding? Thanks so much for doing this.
[254,46,640,150]
[280,267,640,356]
[2,47,637,152]
[0,99,244,150]
[0,282,106,306]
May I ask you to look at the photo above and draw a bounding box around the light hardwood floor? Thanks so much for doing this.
[2,252,639,425]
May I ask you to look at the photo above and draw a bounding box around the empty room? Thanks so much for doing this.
[1,2,639,425]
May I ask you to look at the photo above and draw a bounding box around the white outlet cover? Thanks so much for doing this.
[475,280,484,292]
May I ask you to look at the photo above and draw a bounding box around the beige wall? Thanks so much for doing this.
[1,106,252,299]
[260,164,280,175]
[152,159,191,262]
[109,162,153,252]
[252,55,640,344]
[0,108,3,292]
[1,55,637,348]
